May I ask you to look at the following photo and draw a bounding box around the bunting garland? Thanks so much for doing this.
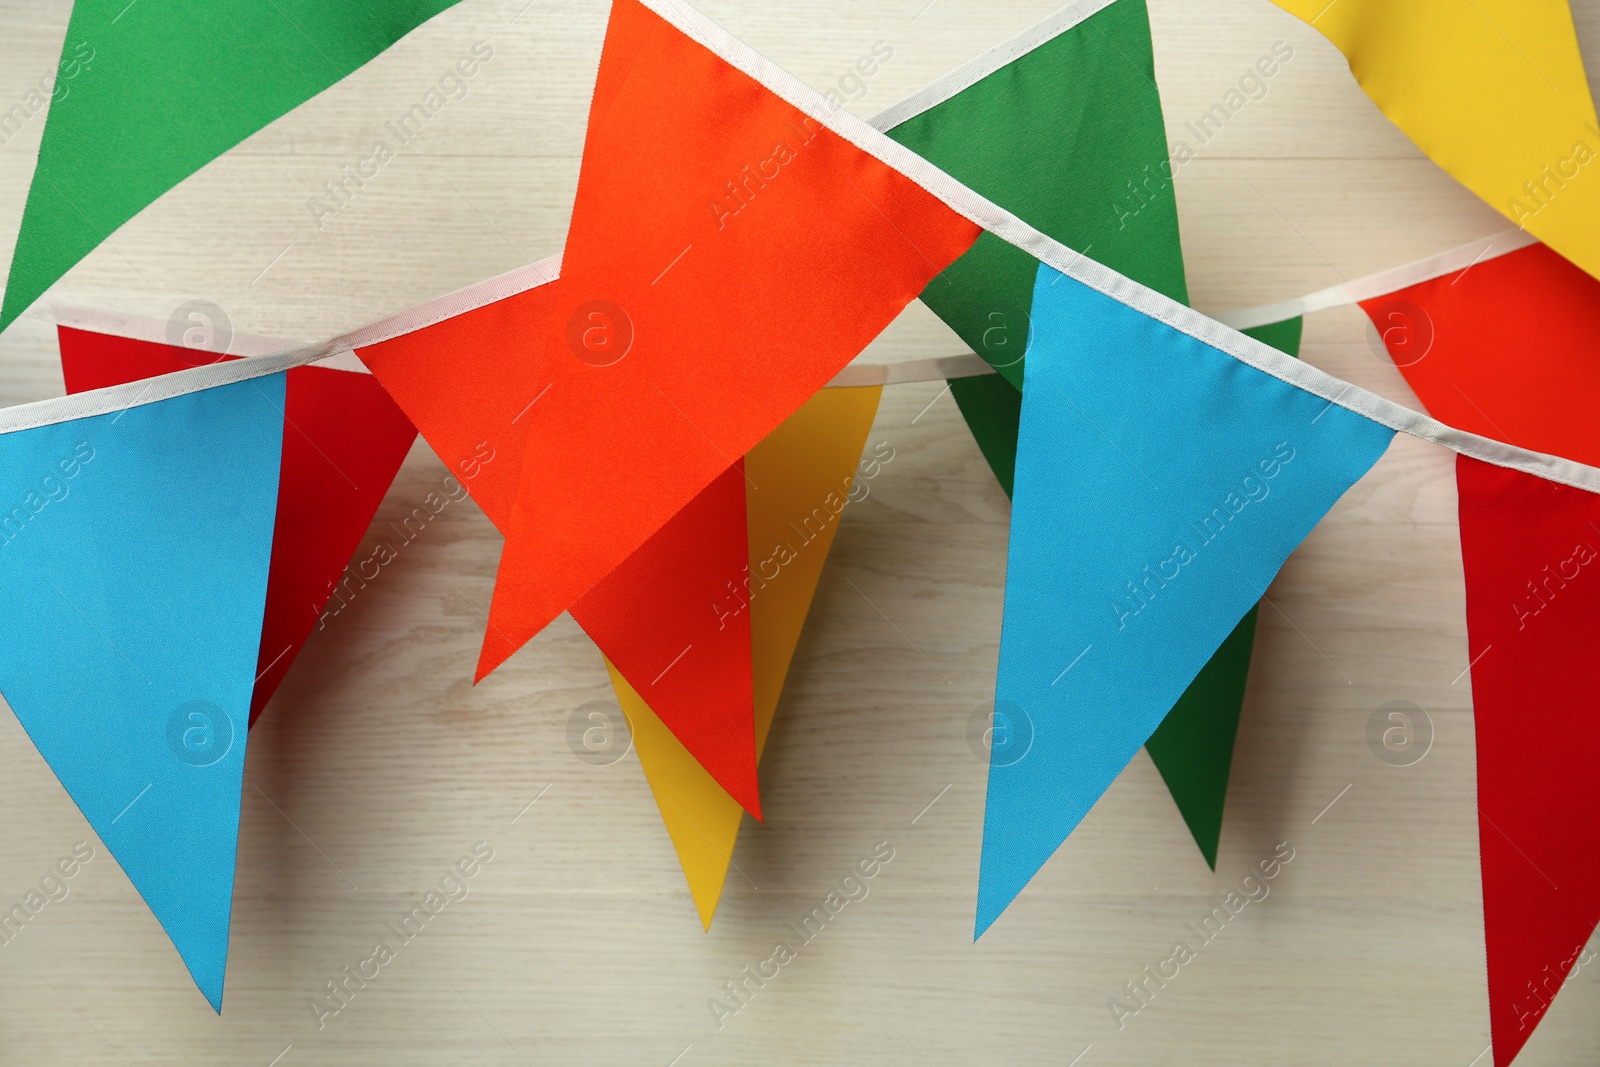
[353,266,772,818]
[577,462,762,817]
[881,0,1189,396]
[1228,236,1600,1065]
[1139,316,1305,867]
[1223,230,1600,473]
[3,1,1600,1057]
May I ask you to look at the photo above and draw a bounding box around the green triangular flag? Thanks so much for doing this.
[1145,317,1303,866]
[883,0,1190,383]
[1,0,462,332]
[949,373,1021,496]
[885,0,1276,867]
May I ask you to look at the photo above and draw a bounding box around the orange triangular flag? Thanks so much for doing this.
[357,269,765,814]
[355,271,557,525]
[475,0,978,696]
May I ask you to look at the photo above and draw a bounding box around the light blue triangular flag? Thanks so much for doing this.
[976,264,1394,936]
[0,373,285,1008]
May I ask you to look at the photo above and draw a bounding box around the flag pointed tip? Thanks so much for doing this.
[973,901,1000,941]
[175,935,227,1012]
[727,773,762,822]
[197,947,226,1012]
[474,630,516,683]
[973,862,1016,940]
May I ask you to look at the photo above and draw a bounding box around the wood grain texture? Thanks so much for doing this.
[1,0,1597,1063]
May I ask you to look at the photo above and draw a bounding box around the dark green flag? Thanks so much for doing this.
[1,0,461,332]
[885,0,1269,866]
[1144,317,1303,866]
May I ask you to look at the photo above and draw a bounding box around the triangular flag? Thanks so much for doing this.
[886,0,1180,493]
[57,325,417,723]
[575,461,758,817]
[1,0,462,332]
[1272,0,1600,282]
[610,385,882,927]
[0,374,285,1008]
[1361,242,1600,466]
[355,270,767,816]
[885,0,1282,867]
[1455,455,1600,1066]
[948,374,1022,495]
[354,271,561,528]
[977,265,1393,935]
[884,0,1189,392]
[1142,316,1303,868]
[476,0,979,686]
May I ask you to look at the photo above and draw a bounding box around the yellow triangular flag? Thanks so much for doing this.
[606,385,882,928]
[1274,0,1600,279]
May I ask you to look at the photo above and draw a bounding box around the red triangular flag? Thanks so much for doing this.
[57,325,418,723]
[476,0,979,776]
[572,461,756,814]
[1361,243,1600,468]
[1456,454,1600,1066]
[357,277,762,815]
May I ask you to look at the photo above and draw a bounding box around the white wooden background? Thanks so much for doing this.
[1,0,1597,1063]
